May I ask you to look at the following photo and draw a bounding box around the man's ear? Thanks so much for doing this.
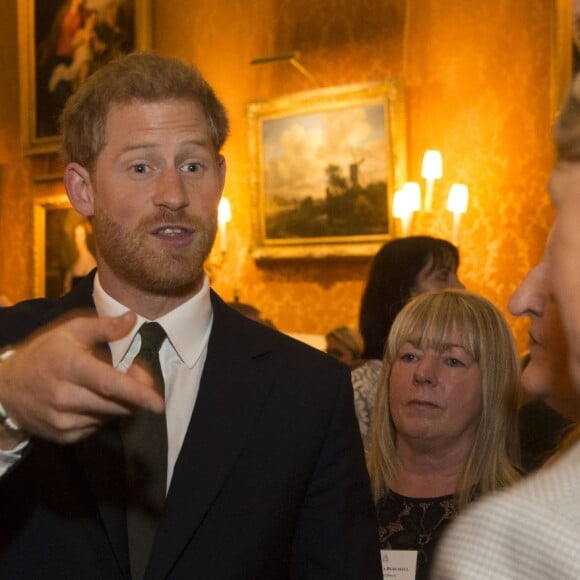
[64,163,95,217]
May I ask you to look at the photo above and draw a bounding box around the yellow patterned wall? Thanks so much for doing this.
[0,1,30,305]
[0,0,557,355]
[155,0,555,352]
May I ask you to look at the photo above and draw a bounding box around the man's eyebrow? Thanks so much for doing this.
[118,139,211,154]
[118,142,156,154]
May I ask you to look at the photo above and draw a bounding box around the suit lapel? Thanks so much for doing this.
[74,421,130,578]
[44,271,130,577]
[147,294,276,578]
[38,270,97,321]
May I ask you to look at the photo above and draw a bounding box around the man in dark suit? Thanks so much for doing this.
[0,52,381,579]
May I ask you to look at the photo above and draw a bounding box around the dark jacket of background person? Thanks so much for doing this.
[518,398,574,472]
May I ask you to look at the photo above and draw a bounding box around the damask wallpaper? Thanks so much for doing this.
[156,0,554,351]
[0,0,556,355]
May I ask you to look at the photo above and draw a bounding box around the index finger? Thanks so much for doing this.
[69,350,165,413]
[61,310,139,347]
[53,311,163,412]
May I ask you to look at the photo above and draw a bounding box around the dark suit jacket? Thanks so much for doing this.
[519,398,575,473]
[0,273,382,579]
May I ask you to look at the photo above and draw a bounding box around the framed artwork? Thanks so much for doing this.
[18,0,152,155]
[552,0,573,117]
[33,195,96,298]
[247,81,406,259]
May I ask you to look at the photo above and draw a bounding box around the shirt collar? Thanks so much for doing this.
[92,272,213,368]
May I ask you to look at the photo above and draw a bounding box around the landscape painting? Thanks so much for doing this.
[248,81,406,259]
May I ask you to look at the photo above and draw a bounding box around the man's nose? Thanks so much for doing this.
[508,265,545,317]
[152,170,190,210]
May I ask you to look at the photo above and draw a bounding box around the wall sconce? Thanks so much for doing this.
[395,150,469,244]
[217,197,232,253]
[393,182,421,236]
[446,184,469,245]
[421,150,443,211]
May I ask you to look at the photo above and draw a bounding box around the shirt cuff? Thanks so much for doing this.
[0,438,29,478]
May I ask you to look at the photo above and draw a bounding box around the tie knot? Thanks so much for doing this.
[138,322,167,354]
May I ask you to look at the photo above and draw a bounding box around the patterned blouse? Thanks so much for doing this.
[376,491,458,580]
[351,358,382,451]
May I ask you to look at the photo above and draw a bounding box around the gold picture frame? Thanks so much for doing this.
[33,194,96,298]
[247,81,406,259]
[18,0,152,155]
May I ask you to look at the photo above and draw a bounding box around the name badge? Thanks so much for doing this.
[380,549,418,580]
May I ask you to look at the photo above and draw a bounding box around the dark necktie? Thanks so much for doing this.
[121,322,168,580]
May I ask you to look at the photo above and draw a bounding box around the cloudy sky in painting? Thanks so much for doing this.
[262,103,388,202]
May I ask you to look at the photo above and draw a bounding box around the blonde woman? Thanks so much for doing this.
[367,289,520,579]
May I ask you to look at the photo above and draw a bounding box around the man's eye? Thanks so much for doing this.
[183,163,201,172]
[131,164,148,174]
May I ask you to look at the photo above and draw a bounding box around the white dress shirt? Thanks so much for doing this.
[0,273,213,487]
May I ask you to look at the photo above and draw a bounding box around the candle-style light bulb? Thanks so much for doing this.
[217,197,232,253]
[421,150,443,212]
[393,183,421,236]
[446,184,469,245]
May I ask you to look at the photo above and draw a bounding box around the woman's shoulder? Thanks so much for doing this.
[351,358,382,388]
